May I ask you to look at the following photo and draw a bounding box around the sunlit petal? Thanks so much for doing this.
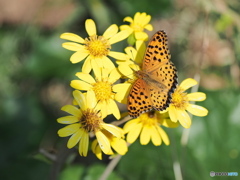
[186,104,208,117]
[71,80,92,91]
[180,78,198,91]
[96,131,111,154]
[108,51,128,60]
[60,33,85,43]
[70,51,89,64]
[67,129,84,148]
[58,124,80,137]
[57,116,79,124]
[156,126,170,145]
[177,109,191,128]
[85,19,96,36]
[61,105,82,117]
[140,126,151,145]
[126,123,142,143]
[103,24,118,39]
[187,92,206,101]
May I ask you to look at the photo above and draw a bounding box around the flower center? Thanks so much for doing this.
[85,35,111,57]
[131,23,143,32]
[92,80,114,102]
[139,111,158,127]
[81,109,103,132]
[171,87,188,110]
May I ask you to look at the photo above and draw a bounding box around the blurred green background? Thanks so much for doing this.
[0,0,240,179]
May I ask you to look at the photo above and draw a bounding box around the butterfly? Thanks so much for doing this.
[128,30,178,118]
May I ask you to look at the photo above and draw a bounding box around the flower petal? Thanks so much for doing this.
[126,123,142,143]
[151,127,162,146]
[60,33,85,43]
[58,124,80,137]
[91,139,102,160]
[123,119,139,133]
[103,24,118,39]
[113,83,131,104]
[101,56,115,70]
[177,109,192,128]
[107,99,120,119]
[62,42,85,51]
[82,56,92,73]
[108,51,128,60]
[73,90,87,110]
[75,72,96,84]
[102,124,122,138]
[135,32,148,41]
[140,126,151,145]
[86,90,97,109]
[186,104,208,117]
[67,129,84,148]
[111,138,128,155]
[70,51,89,64]
[187,92,206,101]
[85,19,96,36]
[109,30,130,44]
[57,116,79,124]
[156,126,170,145]
[61,105,82,117]
[180,78,198,91]
[123,16,133,23]
[168,105,178,123]
[144,24,153,31]
[96,131,111,154]
[108,68,121,83]
[79,131,89,156]
[71,80,92,91]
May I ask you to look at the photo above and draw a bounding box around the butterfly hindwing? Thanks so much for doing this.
[128,79,153,118]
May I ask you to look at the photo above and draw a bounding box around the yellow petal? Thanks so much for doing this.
[108,99,120,119]
[168,105,178,123]
[180,78,198,91]
[126,123,142,143]
[95,131,111,154]
[67,129,84,148]
[140,126,151,145]
[186,104,208,117]
[70,51,89,64]
[62,42,85,51]
[91,139,98,153]
[118,63,135,78]
[109,30,130,44]
[156,126,170,145]
[144,24,153,31]
[79,131,89,156]
[150,127,162,146]
[123,119,139,133]
[58,123,80,137]
[92,140,102,160]
[73,90,87,110]
[75,72,96,84]
[85,19,96,36]
[108,51,128,60]
[82,57,92,73]
[120,25,133,32]
[141,14,151,26]
[111,138,128,155]
[113,83,131,104]
[177,109,192,128]
[86,90,97,109]
[123,16,133,23]
[101,56,115,70]
[102,123,122,138]
[57,116,79,124]
[92,60,101,78]
[70,80,92,91]
[187,92,206,101]
[60,33,85,43]
[103,24,118,39]
[161,118,179,128]
[61,105,82,117]
[108,68,121,83]
[135,32,148,41]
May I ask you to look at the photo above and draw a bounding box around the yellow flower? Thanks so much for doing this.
[60,19,130,73]
[120,12,153,42]
[71,63,122,119]
[124,111,178,146]
[168,78,208,128]
[57,90,125,157]
[92,128,128,160]
[114,45,146,104]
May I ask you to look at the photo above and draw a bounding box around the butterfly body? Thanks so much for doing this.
[128,30,178,118]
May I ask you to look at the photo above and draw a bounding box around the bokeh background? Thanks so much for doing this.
[1,0,240,179]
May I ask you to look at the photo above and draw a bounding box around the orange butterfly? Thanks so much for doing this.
[128,30,178,118]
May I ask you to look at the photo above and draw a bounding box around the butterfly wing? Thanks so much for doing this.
[143,30,171,71]
[144,30,178,111]
[128,78,153,118]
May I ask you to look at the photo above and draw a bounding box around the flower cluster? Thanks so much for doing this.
[57,12,208,159]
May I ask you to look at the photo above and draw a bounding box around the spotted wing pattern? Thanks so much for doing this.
[128,30,178,118]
